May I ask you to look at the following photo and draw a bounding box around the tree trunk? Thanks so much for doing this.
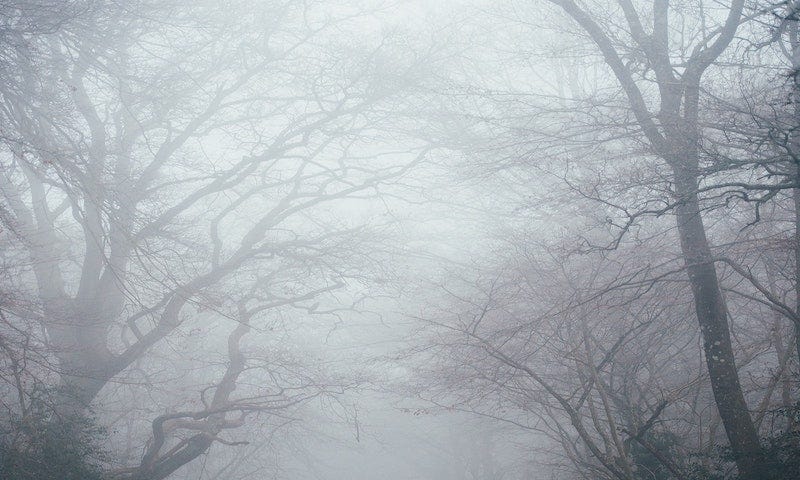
[792,29,800,372]
[793,180,800,372]
[672,166,766,479]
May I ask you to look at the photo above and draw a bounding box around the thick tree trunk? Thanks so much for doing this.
[672,167,766,479]
[45,299,117,414]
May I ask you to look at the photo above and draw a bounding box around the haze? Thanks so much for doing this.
[0,1,798,479]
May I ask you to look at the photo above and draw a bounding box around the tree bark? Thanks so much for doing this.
[671,166,766,479]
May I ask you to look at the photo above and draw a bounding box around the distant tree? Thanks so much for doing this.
[408,238,709,480]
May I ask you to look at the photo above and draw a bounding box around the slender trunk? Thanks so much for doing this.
[672,167,766,478]
[789,67,800,439]
[793,182,800,371]
[792,40,800,371]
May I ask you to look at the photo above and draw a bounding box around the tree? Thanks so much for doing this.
[457,1,787,476]
[0,0,431,477]
[407,232,712,480]
[399,0,800,477]
[529,0,763,473]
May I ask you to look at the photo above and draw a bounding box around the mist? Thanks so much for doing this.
[0,1,798,479]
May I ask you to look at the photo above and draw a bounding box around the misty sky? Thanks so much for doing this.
[1,1,798,480]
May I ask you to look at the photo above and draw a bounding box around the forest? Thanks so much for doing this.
[0,0,799,479]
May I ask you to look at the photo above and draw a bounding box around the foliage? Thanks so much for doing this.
[686,403,800,480]
[628,431,681,480]
[0,389,108,480]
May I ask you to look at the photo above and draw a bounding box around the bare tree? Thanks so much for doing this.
[0,0,432,477]
[407,230,722,480]
[443,1,784,476]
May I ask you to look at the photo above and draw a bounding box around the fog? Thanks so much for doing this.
[0,1,798,479]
